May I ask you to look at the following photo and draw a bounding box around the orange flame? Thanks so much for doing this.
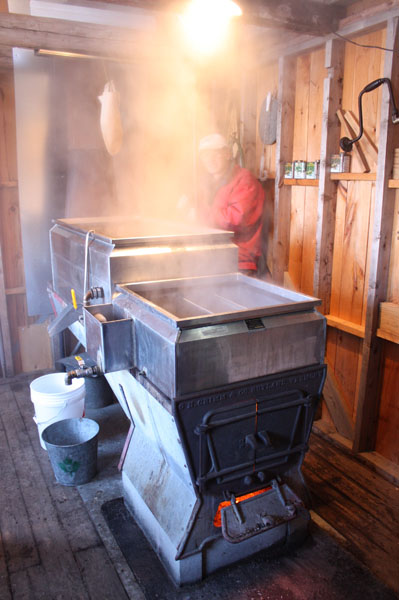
[213,487,271,528]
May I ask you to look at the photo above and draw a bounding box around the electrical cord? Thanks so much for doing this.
[333,31,399,54]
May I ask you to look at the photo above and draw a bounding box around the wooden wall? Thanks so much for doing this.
[290,49,324,297]
[257,24,399,471]
[328,30,385,423]
[0,63,28,377]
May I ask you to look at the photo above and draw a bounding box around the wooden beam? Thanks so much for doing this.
[0,14,14,375]
[272,55,296,284]
[260,5,399,64]
[242,0,345,34]
[353,18,399,453]
[322,366,355,440]
[338,1,399,36]
[0,12,157,60]
[0,239,14,377]
[85,0,345,34]
[84,0,167,8]
[313,38,344,314]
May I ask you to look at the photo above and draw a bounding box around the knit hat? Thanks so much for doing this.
[198,133,229,152]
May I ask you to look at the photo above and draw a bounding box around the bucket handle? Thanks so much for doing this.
[33,398,69,427]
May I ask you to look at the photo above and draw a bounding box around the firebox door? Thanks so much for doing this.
[173,365,326,497]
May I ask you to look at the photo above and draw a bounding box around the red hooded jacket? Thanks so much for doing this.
[200,165,265,271]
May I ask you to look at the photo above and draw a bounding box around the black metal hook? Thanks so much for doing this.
[339,78,399,152]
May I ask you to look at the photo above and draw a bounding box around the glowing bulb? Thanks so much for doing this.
[180,0,242,56]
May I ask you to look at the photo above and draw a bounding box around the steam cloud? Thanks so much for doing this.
[60,11,260,225]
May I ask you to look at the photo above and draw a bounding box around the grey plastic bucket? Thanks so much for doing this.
[42,418,99,486]
[85,376,114,409]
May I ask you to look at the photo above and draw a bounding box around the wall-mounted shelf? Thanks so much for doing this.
[330,173,376,181]
[284,173,378,186]
[377,329,399,344]
[377,302,399,344]
[325,314,365,339]
[283,178,319,186]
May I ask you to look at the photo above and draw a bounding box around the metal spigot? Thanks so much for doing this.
[65,365,101,385]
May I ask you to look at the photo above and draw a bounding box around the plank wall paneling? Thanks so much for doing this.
[285,49,325,297]
[289,53,311,291]
[0,239,12,377]
[376,340,399,464]
[333,181,372,325]
[325,29,385,443]
[0,0,14,376]
[302,49,324,296]
[272,55,296,283]
[269,20,399,469]
[313,39,344,316]
[0,67,26,376]
[388,189,399,302]
[354,18,399,453]
[326,328,362,422]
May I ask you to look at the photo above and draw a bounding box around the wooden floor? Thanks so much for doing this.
[303,430,399,594]
[0,373,144,600]
[0,372,398,599]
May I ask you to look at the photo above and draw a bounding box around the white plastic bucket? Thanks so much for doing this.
[30,373,85,450]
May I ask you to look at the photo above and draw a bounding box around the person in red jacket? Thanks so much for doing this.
[198,133,265,274]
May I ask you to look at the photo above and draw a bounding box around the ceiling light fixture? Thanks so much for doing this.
[179,0,242,56]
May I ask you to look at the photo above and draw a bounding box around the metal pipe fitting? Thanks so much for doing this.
[65,365,101,385]
[83,286,104,306]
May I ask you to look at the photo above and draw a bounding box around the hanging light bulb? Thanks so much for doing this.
[179,0,242,56]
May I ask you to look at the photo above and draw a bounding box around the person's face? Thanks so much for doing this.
[199,147,231,178]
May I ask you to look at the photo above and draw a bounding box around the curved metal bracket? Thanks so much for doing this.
[340,78,399,152]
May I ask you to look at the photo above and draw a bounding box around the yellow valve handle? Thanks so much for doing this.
[71,288,78,310]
